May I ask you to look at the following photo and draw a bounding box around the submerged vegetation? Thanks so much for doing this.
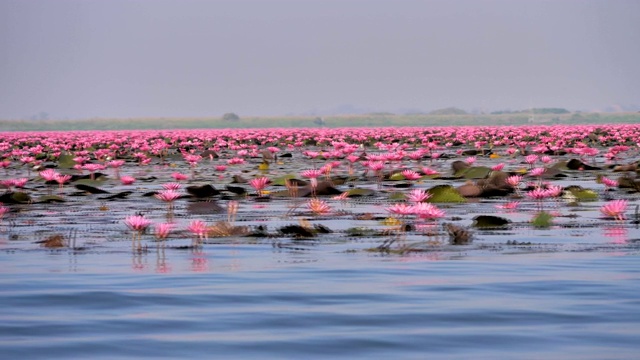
[0,123,639,261]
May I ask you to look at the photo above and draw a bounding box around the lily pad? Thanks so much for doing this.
[531,211,554,228]
[271,174,298,186]
[388,192,406,201]
[36,195,66,203]
[346,188,375,197]
[455,166,492,179]
[564,185,598,201]
[426,185,466,203]
[388,173,405,181]
[57,154,76,169]
[73,179,107,187]
[10,192,32,204]
[473,215,510,228]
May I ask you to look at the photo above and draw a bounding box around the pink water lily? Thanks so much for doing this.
[600,200,627,220]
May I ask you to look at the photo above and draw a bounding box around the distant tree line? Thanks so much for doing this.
[491,108,570,115]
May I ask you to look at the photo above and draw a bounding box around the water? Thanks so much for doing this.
[2,241,639,359]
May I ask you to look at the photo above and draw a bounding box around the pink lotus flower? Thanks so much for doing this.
[307,198,332,215]
[301,169,323,179]
[107,160,125,168]
[491,163,505,171]
[227,157,245,165]
[39,169,60,182]
[121,176,136,185]
[215,165,227,172]
[540,156,553,164]
[155,189,181,203]
[601,176,618,188]
[161,182,181,191]
[249,177,270,194]
[332,192,349,200]
[525,154,538,165]
[407,189,430,203]
[0,205,9,219]
[495,201,520,210]
[544,185,563,198]
[386,203,413,216]
[465,156,476,165]
[600,200,627,220]
[125,215,152,232]
[506,175,522,188]
[401,169,421,180]
[411,202,445,220]
[526,187,549,200]
[171,172,189,181]
[13,178,27,188]
[54,174,72,189]
[154,223,174,240]
[422,167,440,176]
[188,220,208,241]
[529,167,545,177]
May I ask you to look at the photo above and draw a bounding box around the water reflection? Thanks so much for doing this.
[602,226,628,244]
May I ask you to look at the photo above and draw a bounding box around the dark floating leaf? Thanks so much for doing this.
[75,184,110,194]
[187,201,224,215]
[99,191,133,200]
[201,150,218,158]
[347,188,375,197]
[0,192,32,204]
[313,224,333,234]
[473,215,510,228]
[36,195,66,203]
[456,166,492,179]
[225,185,247,196]
[566,158,601,171]
[444,223,472,245]
[279,224,315,238]
[186,184,220,198]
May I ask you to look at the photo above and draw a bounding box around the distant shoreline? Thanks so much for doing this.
[1,112,639,132]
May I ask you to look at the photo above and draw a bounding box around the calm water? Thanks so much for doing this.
[2,240,640,359]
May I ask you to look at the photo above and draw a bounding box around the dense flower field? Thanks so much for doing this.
[1,124,639,260]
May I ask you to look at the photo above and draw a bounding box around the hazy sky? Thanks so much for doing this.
[0,0,638,119]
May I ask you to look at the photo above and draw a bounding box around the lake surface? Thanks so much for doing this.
[2,231,640,359]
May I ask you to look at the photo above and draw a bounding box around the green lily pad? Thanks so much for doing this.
[271,174,298,186]
[455,166,492,179]
[388,173,405,181]
[531,211,554,228]
[564,185,598,201]
[473,215,510,228]
[36,195,66,203]
[388,192,406,201]
[57,154,76,169]
[346,188,375,197]
[426,185,466,203]
[11,192,32,204]
[73,178,107,186]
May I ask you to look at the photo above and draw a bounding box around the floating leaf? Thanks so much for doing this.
[564,185,598,201]
[346,188,375,197]
[426,185,466,203]
[472,215,510,228]
[531,211,554,228]
[36,195,66,203]
[455,166,492,179]
[10,192,31,204]
[388,192,406,201]
[73,179,107,187]
[388,173,405,181]
[270,174,298,186]
[57,154,76,169]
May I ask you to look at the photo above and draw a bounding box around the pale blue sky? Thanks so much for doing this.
[0,0,638,119]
